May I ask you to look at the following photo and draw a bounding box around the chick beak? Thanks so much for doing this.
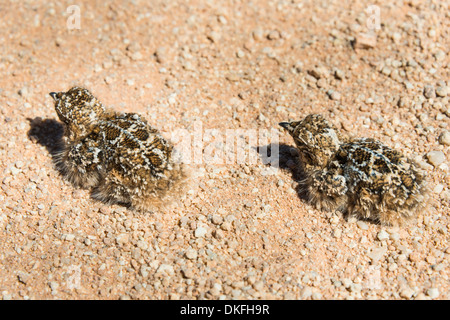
[279,122,291,130]
[49,92,58,101]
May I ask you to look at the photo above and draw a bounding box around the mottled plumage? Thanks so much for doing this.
[51,87,188,211]
[280,114,428,226]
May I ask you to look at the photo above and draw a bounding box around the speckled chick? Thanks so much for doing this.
[280,114,428,226]
[50,86,188,211]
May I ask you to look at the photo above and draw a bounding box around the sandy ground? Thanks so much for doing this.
[0,0,449,300]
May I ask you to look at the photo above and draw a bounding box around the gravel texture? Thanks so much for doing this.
[0,0,449,300]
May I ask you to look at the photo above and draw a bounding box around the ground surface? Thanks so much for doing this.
[0,0,449,300]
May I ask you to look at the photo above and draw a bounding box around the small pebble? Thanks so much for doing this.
[377,230,390,241]
[252,29,264,41]
[400,288,415,299]
[354,33,377,49]
[64,234,75,241]
[195,226,207,238]
[211,214,224,225]
[267,30,280,40]
[356,221,368,230]
[300,286,312,299]
[130,51,143,61]
[18,87,30,97]
[408,252,420,262]
[17,271,30,284]
[423,85,436,99]
[426,151,445,167]
[436,86,448,97]
[207,31,221,43]
[438,131,450,146]
[368,247,387,263]
[433,184,444,194]
[155,47,167,63]
[311,292,322,300]
[309,66,328,79]
[327,90,341,101]
[427,288,439,299]
[185,249,198,260]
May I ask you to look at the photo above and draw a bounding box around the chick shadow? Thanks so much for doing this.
[27,117,65,166]
[255,143,309,202]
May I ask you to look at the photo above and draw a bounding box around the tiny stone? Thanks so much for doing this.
[334,69,344,80]
[207,31,221,43]
[185,249,198,260]
[14,161,24,168]
[423,85,436,99]
[104,76,113,84]
[368,246,387,263]
[17,271,30,284]
[389,232,400,241]
[64,234,75,241]
[309,66,328,79]
[426,151,445,167]
[311,292,322,300]
[332,228,342,238]
[181,268,194,279]
[427,288,439,299]
[342,278,352,288]
[130,51,143,61]
[434,50,446,61]
[236,49,245,58]
[414,293,428,300]
[238,91,248,100]
[231,289,241,298]
[436,86,448,97]
[49,281,59,292]
[300,286,312,299]
[155,47,167,63]
[408,252,420,262]
[438,131,450,146]
[433,184,444,194]
[211,214,224,225]
[381,66,392,76]
[18,87,30,97]
[126,42,141,53]
[388,262,398,271]
[213,229,224,239]
[327,90,341,101]
[356,221,368,230]
[220,222,232,231]
[267,30,280,40]
[354,33,377,49]
[377,230,389,241]
[400,288,414,299]
[294,61,303,73]
[195,226,207,238]
[253,281,264,291]
[116,233,129,245]
[252,29,264,41]
[226,73,240,82]
[316,78,327,88]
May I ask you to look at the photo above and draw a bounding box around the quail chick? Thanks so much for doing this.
[280,114,428,226]
[50,86,188,211]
